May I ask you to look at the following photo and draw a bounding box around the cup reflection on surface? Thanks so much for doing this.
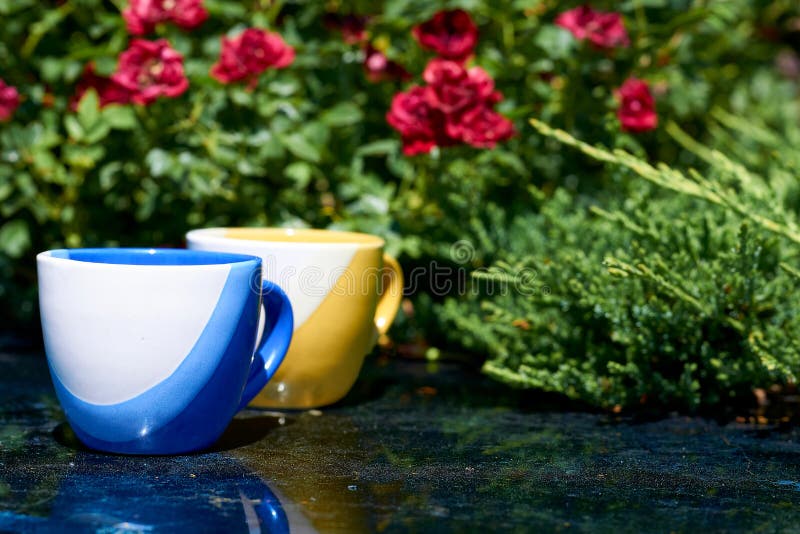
[0,447,306,534]
[233,412,373,533]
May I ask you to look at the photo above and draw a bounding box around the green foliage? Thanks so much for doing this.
[440,116,800,411]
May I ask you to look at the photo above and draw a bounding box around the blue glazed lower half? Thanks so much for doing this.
[48,261,262,454]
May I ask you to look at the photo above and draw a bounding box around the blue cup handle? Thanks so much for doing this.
[237,280,293,410]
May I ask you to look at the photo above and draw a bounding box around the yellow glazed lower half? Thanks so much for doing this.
[211,228,403,409]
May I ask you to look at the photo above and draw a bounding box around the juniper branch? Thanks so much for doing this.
[780,262,800,280]
[590,205,658,239]
[603,256,746,332]
[666,120,770,199]
[529,118,800,246]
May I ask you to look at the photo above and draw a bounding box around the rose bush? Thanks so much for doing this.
[1,0,800,410]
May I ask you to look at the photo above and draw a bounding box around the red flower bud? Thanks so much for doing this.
[0,79,20,122]
[617,77,658,133]
[363,45,411,83]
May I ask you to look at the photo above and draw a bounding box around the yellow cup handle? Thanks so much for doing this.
[375,253,403,335]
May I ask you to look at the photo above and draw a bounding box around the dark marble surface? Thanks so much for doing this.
[2,350,800,533]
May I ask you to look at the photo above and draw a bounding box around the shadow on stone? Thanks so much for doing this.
[335,355,597,414]
[210,414,294,452]
[52,422,92,452]
[52,414,293,455]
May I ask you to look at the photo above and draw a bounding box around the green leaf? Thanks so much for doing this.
[480,150,527,177]
[356,139,399,156]
[301,122,330,148]
[268,79,300,97]
[321,102,364,128]
[533,26,575,60]
[102,106,137,130]
[0,219,30,258]
[40,57,64,83]
[204,0,247,17]
[230,88,253,107]
[77,89,101,129]
[99,162,123,191]
[256,134,285,160]
[64,115,84,141]
[145,148,172,177]
[280,133,321,163]
[284,161,313,188]
[619,0,669,7]
[93,56,117,76]
[0,181,11,202]
[63,144,105,169]
[63,61,84,83]
[0,0,34,14]
[82,121,111,144]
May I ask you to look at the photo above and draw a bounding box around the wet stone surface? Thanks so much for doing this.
[2,350,800,532]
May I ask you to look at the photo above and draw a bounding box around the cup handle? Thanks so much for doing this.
[237,280,293,410]
[374,253,403,335]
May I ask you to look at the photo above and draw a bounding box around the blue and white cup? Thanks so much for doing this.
[37,248,293,455]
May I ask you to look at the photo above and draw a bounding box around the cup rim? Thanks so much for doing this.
[37,247,262,268]
[186,227,386,249]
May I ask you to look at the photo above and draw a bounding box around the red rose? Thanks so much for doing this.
[617,77,657,133]
[112,39,189,105]
[386,49,514,153]
[363,45,411,83]
[71,64,132,110]
[555,5,629,50]
[387,59,514,153]
[422,59,499,133]
[412,9,478,63]
[123,0,208,35]
[324,13,369,45]
[450,105,515,148]
[0,79,20,122]
[168,0,208,32]
[210,28,295,85]
[386,86,450,155]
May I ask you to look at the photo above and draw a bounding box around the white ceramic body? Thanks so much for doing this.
[37,248,293,454]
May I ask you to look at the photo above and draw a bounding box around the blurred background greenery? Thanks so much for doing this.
[3,0,800,411]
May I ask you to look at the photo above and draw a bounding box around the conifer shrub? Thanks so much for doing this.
[439,118,800,411]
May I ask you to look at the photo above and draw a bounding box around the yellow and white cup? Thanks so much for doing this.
[186,228,403,409]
